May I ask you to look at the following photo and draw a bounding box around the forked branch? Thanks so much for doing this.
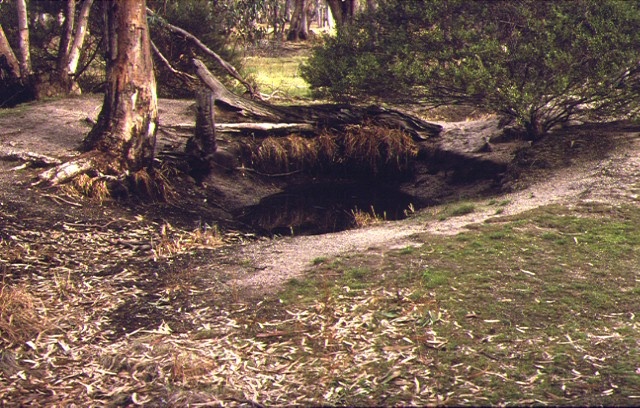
[147,8,258,97]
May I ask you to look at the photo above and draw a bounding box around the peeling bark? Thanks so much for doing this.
[82,0,158,173]
[38,155,96,185]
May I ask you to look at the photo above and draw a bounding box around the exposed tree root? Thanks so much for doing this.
[38,154,97,185]
[0,149,63,170]
[37,152,176,202]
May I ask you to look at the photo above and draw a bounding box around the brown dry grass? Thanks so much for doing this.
[0,284,45,344]
[343,122,418,175]
[152,222,223,260]
[243,123,418,176]
[65,173,111,204]
[351,206,385,227]
[59,164,178,203]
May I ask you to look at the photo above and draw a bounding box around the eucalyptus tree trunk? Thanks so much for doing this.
[82,0,158,172]
[0,25,21,79]
[53,0,77,92]
[52,0,93,95]
[66,0,94,76]
[287,0,309,41]
[15,0,32,76]
[326,0,358,26]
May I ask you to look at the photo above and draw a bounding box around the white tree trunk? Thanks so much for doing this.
[0,24,21,79]
[56,0,77,76]
[16,0,32,76]
[67,0,94,75]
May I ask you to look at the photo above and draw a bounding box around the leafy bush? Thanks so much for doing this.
[302,0,640,139]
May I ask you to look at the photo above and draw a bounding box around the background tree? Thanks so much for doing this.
[15,0,31,76]
[326,0,357,26]
[302,0,640,139]
[287,0,309,41]
[0,24,21,80]
[55,0,94,94]
[0,0,99,105]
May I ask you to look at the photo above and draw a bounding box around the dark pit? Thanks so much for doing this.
[234,182,428,236]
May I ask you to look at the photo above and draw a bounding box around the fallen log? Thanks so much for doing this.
[191,58,443,140]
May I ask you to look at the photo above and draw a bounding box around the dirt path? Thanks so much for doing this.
[2,96,639,300]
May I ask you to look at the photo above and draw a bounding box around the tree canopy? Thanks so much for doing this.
[302,0,640,139]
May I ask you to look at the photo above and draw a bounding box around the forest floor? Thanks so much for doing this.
[1,95,640,406]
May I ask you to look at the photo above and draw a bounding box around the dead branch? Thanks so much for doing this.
[192,58,289,122]
[147,8,258,97]
[216,122,315,135]
[150,39,196,84]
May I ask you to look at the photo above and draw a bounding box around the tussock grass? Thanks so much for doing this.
[61,165,178,203]
[343,123,418,175]
[351,206,385,228]
[66,173,111,203]
[241,123,418,177]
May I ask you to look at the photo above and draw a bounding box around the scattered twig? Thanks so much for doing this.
[235,167,303,177]
[0,149,63,168]
[42,193,83,207]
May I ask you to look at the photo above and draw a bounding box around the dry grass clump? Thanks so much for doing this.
[65,173,111,203]
[152,222,223,259]
[129,167,177,202]
[59,165,178,203]
[351,206,385,228]
[253,135,325,173]
[0,284,45,344]
[342,123,418,175]
[241,123,418,177]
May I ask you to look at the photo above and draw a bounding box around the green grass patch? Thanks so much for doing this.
[244,55,310,99]
[438,202,476,220]
[311,257,327,265]
[422,268,450,289]
[244,203,640,405]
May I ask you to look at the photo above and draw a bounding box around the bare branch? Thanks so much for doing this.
[150,40,196,84]
[146,7,258,97]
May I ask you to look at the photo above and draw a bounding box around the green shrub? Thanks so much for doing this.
[302,0,640,139]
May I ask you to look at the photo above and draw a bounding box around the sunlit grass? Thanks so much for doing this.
[244,56,310,99]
